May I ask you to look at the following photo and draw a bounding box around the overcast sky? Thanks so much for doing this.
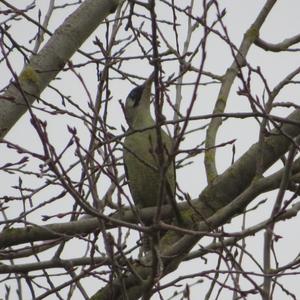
[1,1,300,299]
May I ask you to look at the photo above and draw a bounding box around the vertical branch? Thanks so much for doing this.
[148,0,166,226]
[32,0,55,54]
[263,143,297,299]
[79,4,124,211]
[173,0,194,137]
[204,0,277,184]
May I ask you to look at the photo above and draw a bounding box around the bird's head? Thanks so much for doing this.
[124,74,154,128]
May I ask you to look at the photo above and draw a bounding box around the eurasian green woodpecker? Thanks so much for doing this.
[123,76,176,218]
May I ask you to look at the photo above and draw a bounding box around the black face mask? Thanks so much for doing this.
[128,85,144,107]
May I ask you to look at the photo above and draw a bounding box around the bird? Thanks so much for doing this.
[123,75,180,232]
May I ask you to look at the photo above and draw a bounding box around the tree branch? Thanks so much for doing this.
[0,0,120,139]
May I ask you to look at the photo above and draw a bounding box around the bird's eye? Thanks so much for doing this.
[128,86,144,107]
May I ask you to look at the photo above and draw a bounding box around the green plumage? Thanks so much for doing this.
[124,127,175,209]
[123,77,175,212]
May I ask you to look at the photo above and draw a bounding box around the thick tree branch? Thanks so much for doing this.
[204,0,277,183]
[255,34,300,52]
[0,0,120,139]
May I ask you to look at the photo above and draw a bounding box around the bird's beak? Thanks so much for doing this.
[143,71,155,88]
[148,71,155,82]
[139,72,154,102]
